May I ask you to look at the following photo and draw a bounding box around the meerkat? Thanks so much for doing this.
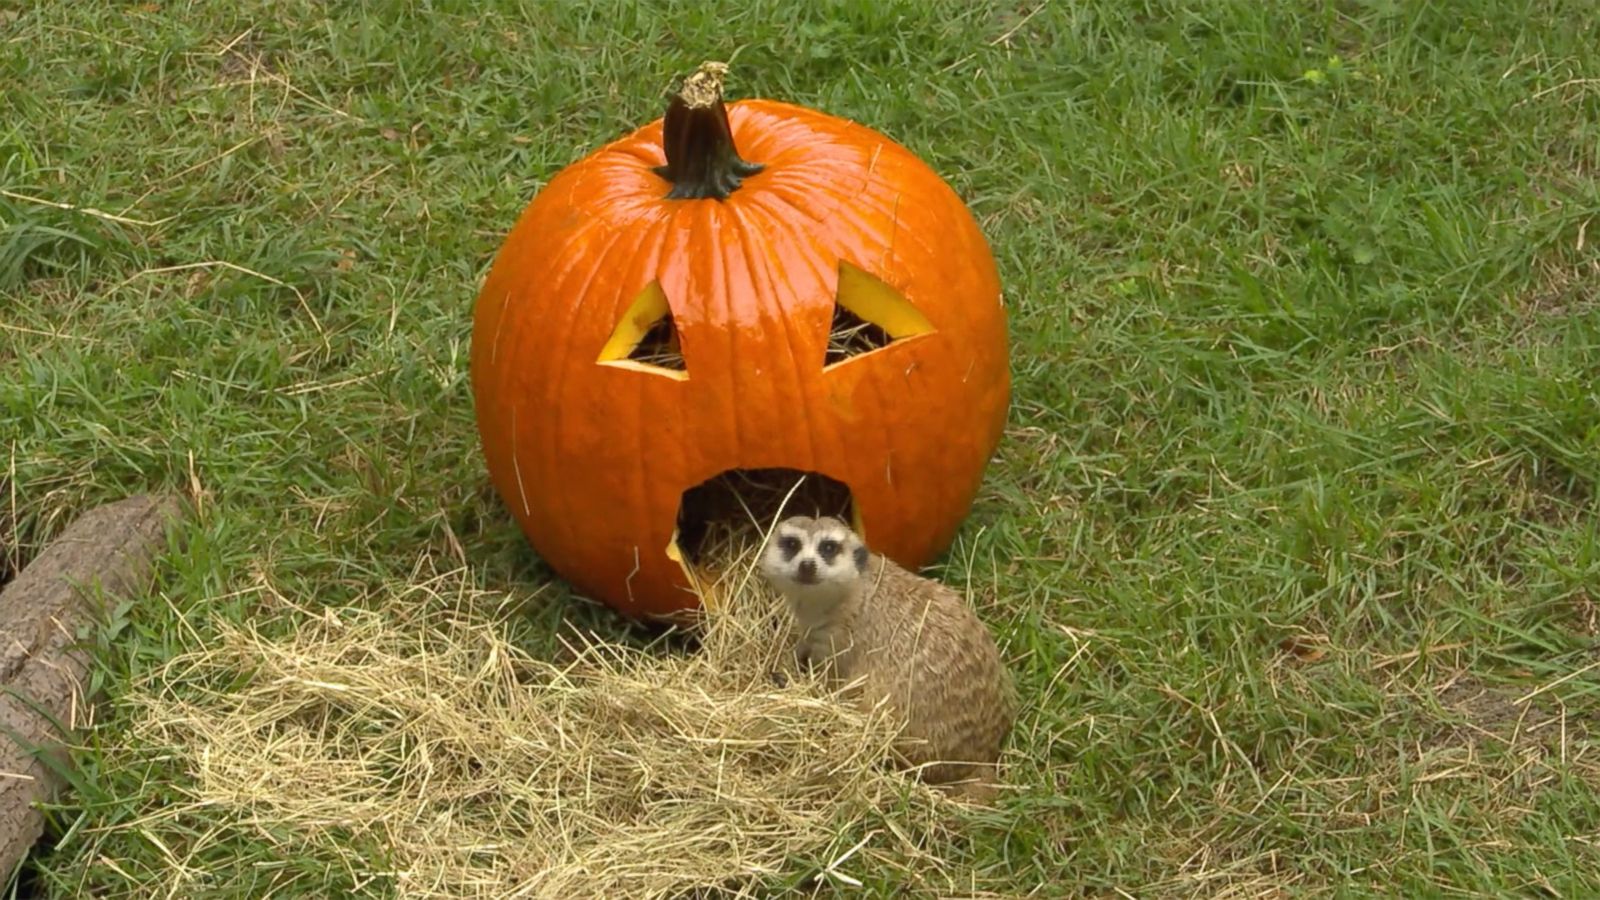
[758,515,1015,800]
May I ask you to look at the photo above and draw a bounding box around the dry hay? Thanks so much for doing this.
[822,305,894,366]
[117,536,970,898]
[626,313,686,371]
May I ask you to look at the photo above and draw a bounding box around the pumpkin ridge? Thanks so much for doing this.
[851,315,905,517]
[723,101,843,162]
[545,213,674,545]
[736,190,850,476]
[738,193,841,385]
[601,213,680,378]
[866,177,955,279]
[740,143,930,271]
[820,178,944,287]
[704,204,747,470]
[631,207,695,565]
[722,200,827,475]
[749,149,876,226]
[598,204,684,377]
[490,207,611,374]
[625,329,652,575]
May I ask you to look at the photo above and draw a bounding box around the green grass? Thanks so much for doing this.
[4,0,1600,894]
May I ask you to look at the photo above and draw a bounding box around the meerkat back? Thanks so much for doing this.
[848,555,1016,794]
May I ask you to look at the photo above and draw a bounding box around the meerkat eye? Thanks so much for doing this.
[777,535,802,559]
[817,539,841,560]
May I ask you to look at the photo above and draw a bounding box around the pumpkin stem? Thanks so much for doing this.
[653,61,764,201]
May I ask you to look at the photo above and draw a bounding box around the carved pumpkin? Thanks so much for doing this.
[470,63,1009,619]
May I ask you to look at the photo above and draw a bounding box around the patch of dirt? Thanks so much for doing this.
[1523,461,1593,524]
[1429,674,1599,754]
[1571,593,1600,638]
[1521,256,1600,321]
[1458,458,1595,591]
[218,36,278,81]
[988,4,1049,49]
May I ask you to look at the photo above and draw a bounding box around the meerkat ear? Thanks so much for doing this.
[853,544,869,572]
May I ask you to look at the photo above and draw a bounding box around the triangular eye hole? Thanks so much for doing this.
[826,305,893,364]
[824,261,935,368]
[597,280,689,380]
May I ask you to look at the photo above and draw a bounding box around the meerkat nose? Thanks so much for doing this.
[797,559,818,584]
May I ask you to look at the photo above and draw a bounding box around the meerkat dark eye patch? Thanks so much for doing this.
[817,538,841,562]
[853,544,869,572]
[777,535,802,560]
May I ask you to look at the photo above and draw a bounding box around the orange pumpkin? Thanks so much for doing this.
[470,63,1009,619]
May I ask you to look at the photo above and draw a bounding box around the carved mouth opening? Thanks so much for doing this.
[667,468,858,576]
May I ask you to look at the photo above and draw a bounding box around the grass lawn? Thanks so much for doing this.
[5,0,1600,895]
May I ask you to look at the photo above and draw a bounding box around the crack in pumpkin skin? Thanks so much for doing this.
[470,92,1009,620]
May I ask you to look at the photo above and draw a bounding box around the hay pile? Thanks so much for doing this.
[120,542,965,898]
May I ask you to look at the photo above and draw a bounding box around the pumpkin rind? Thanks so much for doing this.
[471,88,1008,619]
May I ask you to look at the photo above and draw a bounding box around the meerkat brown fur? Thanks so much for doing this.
[759,515,1015,799]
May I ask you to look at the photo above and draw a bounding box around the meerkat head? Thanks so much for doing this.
[759,515,871,611]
